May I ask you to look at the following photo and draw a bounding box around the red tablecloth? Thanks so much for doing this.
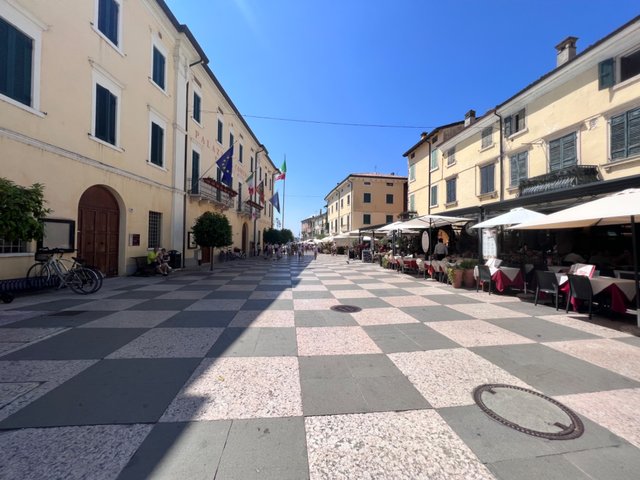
[493,269,524,293]
[560,279,635,314]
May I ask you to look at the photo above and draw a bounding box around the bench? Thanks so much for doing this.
[132,256,157,276]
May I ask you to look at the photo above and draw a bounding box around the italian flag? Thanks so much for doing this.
[275,160,287,181]
[247,172,255,196]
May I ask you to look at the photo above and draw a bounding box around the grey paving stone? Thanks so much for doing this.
[363,323,460,353]
[563,444,640,480]
[207,328,297,357]
[292,291,335,299]
[501,300,568,316]
[107,290,165,299]
[254,284,289,291]
[117,421,232,480]
[438,404,629,464]
[486,454,596,480]
[294,311,358,327]
[484,317,599,343]
[177,284,221,291]
[11,299,93,311]
[0,328,147,360]
[0,358,200,429]
[128,299,197,311]
[215,417,310,480]
[363,289,410,297]
[241,299,293,310]
[4,310,112,328]
[158,311,235,328]
[615,335,640,347]
[401,305,475,322]
[426,294,482,305]
[471,343,640,395]
[338,298,390,309]
[203,290,253,300]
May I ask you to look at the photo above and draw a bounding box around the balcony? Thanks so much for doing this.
[518,165,600,197]
[236,199,263,219]
[188,177,237,209]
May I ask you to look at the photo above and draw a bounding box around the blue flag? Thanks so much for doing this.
[216,146,234,187]
[269,192,280,213]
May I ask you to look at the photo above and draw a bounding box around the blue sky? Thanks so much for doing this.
[164,0,639,235]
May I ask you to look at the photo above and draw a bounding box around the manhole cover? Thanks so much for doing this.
[330,305,362,313]
[473,384,584,440]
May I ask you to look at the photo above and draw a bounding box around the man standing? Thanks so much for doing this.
[434,238,448,260]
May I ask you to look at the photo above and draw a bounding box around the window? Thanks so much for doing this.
[509,151,528,186]
[364,181,371,185]
[481,127,493,148]
[237,182,242,210]
[148,211,161,248]
[0,238,27,254]
[409,194,415,212]
[621,49,640,83]
[610,107,640,160]
[363,193,371,203]
[239,144,243,163]
[363,214,371,225]
[480,163,495,194]
[446,147,456,166]
[97,0,120,47]
[602,50,640,88]
[386,182,393,186]
[340,198,343,208]
[504,109,526,137]
[340,217,343,227]
[430,185,437,206]
[229,132,234,148]
[446,178,457,204]
[94,83,117,145]
[149,121,164,167]
[409,164,416,181]
[386,215,393,224]
[0,15,35,107]
[430,149,438,170]
[347,194,350,205]
[386,194,394,204]
[217,119,223,143]
[598,58,615,89]
[193,92,201,123]
[191,150,200,194]
[152,46,165,90]
[549,133,577,171]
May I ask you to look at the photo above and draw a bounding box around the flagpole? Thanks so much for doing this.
[282,154,286,231]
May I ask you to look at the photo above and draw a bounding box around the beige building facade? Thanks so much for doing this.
[0,0,275,279]
[300,211,327,240]
[325,174,407,235]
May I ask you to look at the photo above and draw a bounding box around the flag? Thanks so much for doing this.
[269,192,280,213]
[275,159,287,181]
[215,146,234,187]
[247,171,255,196]
[257,180,264,204]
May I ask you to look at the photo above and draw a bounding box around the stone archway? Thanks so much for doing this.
[78,186,120,276]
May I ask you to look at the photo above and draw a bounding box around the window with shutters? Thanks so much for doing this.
[363,214,371,225]
[430,149,439,171]
[97,0,121,48]
[94,83,118,145]
[363,193,371,203]
[149,122,164,166]
[191,150,200,194]
[409,164,416,181]
[481,127,493,148]
[548,133,577,171]
[621,49,640,83]
[151,45,166,90]
[430,185,438,206]
[480,164,495,194]
[509,151,528,186]
[386,194,394,204]
[610,107,640,160]
[446,178,457,204]
[446,147,456,166]
[0,16,33,107]
[217,118,223,143]
[193,92,201,123]
[504,109,526,137]
[229,132,234,149]
[347,194,350,205]
[386,215,393,224]
[238,144,243,163]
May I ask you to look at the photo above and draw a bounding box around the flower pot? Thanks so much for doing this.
[450,269,464,288]
[463,269,476,288]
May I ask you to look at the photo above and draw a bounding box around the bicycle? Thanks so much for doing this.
[26,248,103,294]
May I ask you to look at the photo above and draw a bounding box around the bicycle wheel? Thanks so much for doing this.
[70,268,101,294]
[87,267,104,293]
[65,270,86,294]
[26,263,51,288]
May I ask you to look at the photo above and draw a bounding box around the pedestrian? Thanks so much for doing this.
[434,238,448,261]
[313,245,318,260]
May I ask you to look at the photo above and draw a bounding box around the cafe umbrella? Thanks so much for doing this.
[510,188,640,325]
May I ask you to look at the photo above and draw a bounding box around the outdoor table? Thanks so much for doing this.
[403,257,419,272]
[558,274,638,314]
[474,266,524,292]
[547,265,567,273]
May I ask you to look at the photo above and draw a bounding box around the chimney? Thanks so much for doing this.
[464,109,476,127]
[556,36,578,67]
[420,131,428,139]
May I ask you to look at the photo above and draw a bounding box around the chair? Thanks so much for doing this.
[416,259,427,279]
[618,271,635,280]
[565,274,596,319]
[396,257,405,273]
[476,265,493,294]
[534,270,561,310]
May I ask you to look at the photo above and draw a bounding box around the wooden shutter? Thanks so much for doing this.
[193,93,201,122]
[99,0,119,45]
[0,17,33,106]
[598,58,615,90]
[95,84,116,144]
[153,47,165,88]
[504,116,512,137]
[561,133,577,168]
[627,108,640,157]
[151,123,163,166]
[191,151,200,194]
[610,113,627,160]
[549,138,562,171]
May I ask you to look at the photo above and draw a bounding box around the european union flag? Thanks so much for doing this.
[269,192,280,213]
[216,146,234,187]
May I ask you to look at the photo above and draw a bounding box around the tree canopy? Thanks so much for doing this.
[192,211,232,249]
[263,228,294,244]
[0,178,50,242]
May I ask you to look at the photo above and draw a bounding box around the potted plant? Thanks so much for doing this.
[459,260,478,288]
[447,265,464,288]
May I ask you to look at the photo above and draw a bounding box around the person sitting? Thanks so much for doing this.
[159,248,172,275]
[147,247,164,275]
[434,238,448,260]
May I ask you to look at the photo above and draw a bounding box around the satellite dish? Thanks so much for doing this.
[421,231,430,253]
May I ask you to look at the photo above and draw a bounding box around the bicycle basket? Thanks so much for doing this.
[35,251,53,262]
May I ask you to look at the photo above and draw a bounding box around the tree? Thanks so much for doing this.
[192,211,232,270]
[0,178,50,242]
[281,228,294,244]
[264,228,294,245]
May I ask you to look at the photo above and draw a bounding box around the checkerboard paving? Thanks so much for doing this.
[1,253,640,479]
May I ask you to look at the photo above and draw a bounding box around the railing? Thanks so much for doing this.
[188,177,237,209]
[518,165,600,197]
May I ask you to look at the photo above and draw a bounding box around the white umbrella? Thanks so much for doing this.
[375,221,404,232]
[395,214,469,230]
[472,207,547,228]
[320,236,333,242]
[511,188,640,325]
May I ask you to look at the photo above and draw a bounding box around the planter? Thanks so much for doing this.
[449,268,464,288]
[463,269,476,288]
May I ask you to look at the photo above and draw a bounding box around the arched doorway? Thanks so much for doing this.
[78,186,120,276]
[242,223,249,255]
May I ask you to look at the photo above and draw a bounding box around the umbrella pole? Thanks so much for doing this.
[632,216,640,326]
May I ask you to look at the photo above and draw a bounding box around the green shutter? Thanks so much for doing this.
[504,116,512,137]
[217,119,223,142]
[627,108,640,157]
[151,123,163,166]
[509,155,518,186]
[152,47,165,88]
[549,138,562,171]
[95,84,117,144]
[193,93,201,122]
[0,17,33,106]
[610,113,627,159]
[99,0,119,45]
[560,133,576,168]
[191,151,200,193]
[598,58,615,89]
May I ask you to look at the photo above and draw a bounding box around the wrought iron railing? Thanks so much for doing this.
[188,177,237,209]
[518,165,600,197]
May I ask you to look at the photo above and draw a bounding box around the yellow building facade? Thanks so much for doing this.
[0,0,275,279]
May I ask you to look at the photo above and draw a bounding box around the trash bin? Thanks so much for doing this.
[168,250,181,269]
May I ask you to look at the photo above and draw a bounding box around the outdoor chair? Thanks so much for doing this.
[476,265,493,294]
[565,273,599,319]
[396,257,405,273]
[416,259,427,279]
[534,270,561,310]
[618,271,635,280]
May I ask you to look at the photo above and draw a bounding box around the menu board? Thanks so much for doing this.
[362,249,372,263]
[482,229,498,258]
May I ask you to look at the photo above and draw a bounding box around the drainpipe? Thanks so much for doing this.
[427,139,432,215]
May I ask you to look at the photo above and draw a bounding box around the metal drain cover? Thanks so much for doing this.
[330,305,362,313]
[473,384,584,440]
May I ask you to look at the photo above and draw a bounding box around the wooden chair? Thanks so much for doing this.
[534,270,561,310]
[565,274,596,319]
[476,265,493,294]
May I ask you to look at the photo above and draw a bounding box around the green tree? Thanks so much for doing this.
[0,178,50,242]
[192,211,232,270]
[280,228,294,244]
[263,228,279,244]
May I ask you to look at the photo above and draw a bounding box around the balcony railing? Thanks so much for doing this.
[188,177,237,209]
[518,165,600,197]
[240,199,263,219]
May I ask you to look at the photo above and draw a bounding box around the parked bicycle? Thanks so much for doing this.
[26,248,103,294]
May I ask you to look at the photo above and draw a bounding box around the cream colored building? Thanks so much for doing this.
[405,16,640,228]
[325,174,407,235]
[301,211,327,240]
[0,0,275,279]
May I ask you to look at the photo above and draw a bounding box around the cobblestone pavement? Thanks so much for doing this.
[1,254,639,479]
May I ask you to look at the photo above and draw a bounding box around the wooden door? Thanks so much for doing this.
[78,186,119,276]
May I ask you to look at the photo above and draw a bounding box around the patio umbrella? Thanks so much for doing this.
[471,207,546,229]
[395,214,469,230]
[511,188,640,324]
